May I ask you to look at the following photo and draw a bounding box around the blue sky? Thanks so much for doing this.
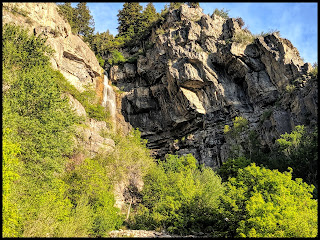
[71,2,318,64]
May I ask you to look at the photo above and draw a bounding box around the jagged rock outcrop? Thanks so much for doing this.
[2,2,118,158]
[109,4,318,168]
[2,2,102,93]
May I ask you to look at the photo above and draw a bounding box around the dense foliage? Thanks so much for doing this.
[130,154,224,235]
[217,164,317,238]
[57,2,95,42]
[3,3,318,237]
[2,23,122,237]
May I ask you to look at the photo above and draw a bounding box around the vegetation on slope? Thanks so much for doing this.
[2,23,150,237]
[2,4,318,237]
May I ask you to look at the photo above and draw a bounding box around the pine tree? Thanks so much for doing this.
[143,3,158,24]
[138,2,159,34]
[117,2,143,39]
[74,2,95,40]
[169,2,185,10]
[57,2,77,33]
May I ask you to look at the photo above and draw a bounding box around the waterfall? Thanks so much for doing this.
[102,74,116,123]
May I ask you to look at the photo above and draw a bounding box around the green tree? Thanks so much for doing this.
[275,125,318,196]
[57,2,95,41]
[217,164,318,237]
[74,2,95,41]
[140,2,159,31]
[117,2,143,39]
[90,30,114,57]
[217,156,251,182]
[132,154,224,235]
[57,2,77,33]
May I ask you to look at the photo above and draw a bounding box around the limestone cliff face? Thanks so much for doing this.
[2,3,116,159]
[2,2,102,93]
[109,5,318,168]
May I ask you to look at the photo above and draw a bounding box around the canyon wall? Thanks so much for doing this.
[109,5,318,168]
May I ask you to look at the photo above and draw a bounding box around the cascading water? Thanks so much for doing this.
[102,73,116,125]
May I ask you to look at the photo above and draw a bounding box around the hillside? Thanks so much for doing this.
[2,2,318,238]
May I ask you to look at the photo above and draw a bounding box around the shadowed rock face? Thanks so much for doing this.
[109,5,317,168]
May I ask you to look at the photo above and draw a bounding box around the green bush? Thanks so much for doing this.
[131,154,224,235]
[107,49,126,65]
[2,130,21,237]
[232,31,255,45]
[217,164,318,237]
[2,23,53,69]
[87,103,109,121]
[102,128,155,183]
[217,156,251,182]
[310,62,318,77]
[2,23,78,237]
[63,158,123,237]
[213,8,229,19]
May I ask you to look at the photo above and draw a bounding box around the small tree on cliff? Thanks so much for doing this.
[57,2,77,33]
[141,3,159,29]
[57,2,94,42]
[169,2,184,10]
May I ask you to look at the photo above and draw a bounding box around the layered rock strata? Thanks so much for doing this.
[2,2,102,92]
[2,3,117,158]
[109,5,318,168]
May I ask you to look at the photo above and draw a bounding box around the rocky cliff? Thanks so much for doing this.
[2,2,118,159]
[2,2,102,92]
[109,5,318,168]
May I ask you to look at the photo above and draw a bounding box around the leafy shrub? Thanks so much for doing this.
[285,84,296,93]
[131,154,224,235]
[2,23,53,69]
[102,128,155,183]
[107,49,126,65]
[2,23,78,237]
[232,31,255,45]
[217,156,251,182]
[310,62,318,77]
[253,29,280,38]
[2,130,21,237]
[212,8,229,19]
[260,109,273,123]
[63,158,123,237]
[217,164,318,237]
[156,27,165,35]
[235,17,245,28]
[87,103,109,121]
[96,54,105,67]
[224,116,248,137]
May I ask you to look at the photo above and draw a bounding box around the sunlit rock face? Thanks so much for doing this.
[2,2,120,159]
[109,4,317,168]
[2,2,102,93]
